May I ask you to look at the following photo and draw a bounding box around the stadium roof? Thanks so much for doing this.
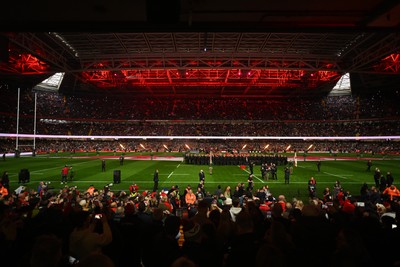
[0,0,399,98]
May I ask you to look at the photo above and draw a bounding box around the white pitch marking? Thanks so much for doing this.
[317,174,353,177]
[158,173,189,176]
[323,172,349,179]
[239,166,264,183]
[29,159,95,173]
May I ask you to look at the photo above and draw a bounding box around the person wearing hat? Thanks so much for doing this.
[199,170,205,182]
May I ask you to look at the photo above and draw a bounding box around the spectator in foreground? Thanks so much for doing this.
[69,210,113,262]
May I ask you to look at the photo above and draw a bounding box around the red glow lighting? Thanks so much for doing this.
[8,53,49,74]
[374,53,400,73]
[80,68,340,90]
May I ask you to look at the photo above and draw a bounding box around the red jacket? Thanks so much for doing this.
[62,167,69,175]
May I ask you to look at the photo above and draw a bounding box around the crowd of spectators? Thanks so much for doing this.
[1,87,399,155]
[1,138,399,155]
[1,87,399,121]
[2,116,400,138]
[1,175,400,267]
[1,87,400,266]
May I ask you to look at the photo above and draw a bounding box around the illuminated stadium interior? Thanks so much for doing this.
[1,3,400,267]
[0,0,399,147]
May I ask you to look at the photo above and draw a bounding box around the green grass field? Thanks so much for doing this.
[1,152,399,202]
